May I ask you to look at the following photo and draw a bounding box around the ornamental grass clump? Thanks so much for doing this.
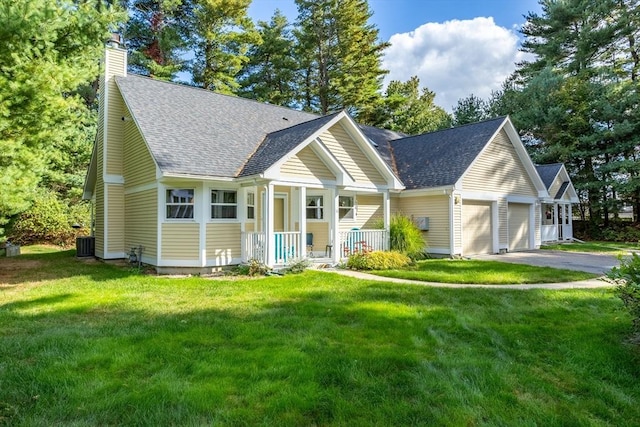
[389,214,426,259]
[346,250,410,270]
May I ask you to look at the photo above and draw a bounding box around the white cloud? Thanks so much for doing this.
[383,17,531,112]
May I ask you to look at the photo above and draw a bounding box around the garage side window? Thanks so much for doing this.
[166,189,194,219]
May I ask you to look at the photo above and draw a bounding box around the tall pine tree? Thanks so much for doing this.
[237,10,297,107]
[0,0,123,238]
[293,0,388,117]
[190,0,259,94]
[124,0,191,80]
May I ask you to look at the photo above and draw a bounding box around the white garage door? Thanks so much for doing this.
[508,203,530,251]
[462,200,493,255]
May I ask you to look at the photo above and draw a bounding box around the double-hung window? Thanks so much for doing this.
[247,192,255,220]
[306,195,324,220]
[339,196,355,220]
[166,189,194,219]
[211,189,237,219]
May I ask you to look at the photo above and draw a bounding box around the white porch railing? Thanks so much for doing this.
[242,231,302,265]
[338,229,388,258]
[541,225,557,242]
[274,231,302,264]
[243,229,389,265]
[242,231,266,263]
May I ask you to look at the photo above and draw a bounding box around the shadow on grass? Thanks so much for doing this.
[0,249,138,287]
[1,274,638,426]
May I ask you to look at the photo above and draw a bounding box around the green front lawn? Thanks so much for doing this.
[369,259,598,284]
[1,249,638,425]
[542,241,640,254]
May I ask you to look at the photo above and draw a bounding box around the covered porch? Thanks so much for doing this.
[541,202,573,242]
[239,183,391,266]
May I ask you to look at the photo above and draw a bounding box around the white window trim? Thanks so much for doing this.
[247,191,256,220]
[209,188,239,222]
[165,188,196,221]
[338,194,356,222]
[306,193,327,222]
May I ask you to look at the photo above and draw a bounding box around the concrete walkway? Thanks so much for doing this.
[326,268,613,290]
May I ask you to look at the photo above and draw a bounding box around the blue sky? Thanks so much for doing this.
[248,0,543,110]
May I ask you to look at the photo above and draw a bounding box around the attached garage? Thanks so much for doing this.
[462,200,493,255]
[508,203,531,251]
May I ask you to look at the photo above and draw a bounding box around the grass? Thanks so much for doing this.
[369,259,598,284]
[542,241,640,255]
[1,248,639,425]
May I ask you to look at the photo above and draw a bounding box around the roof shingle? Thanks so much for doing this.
[535,163,563,190]
[389,117,506,189]
[115,75,318,178]
[240,113,340,177]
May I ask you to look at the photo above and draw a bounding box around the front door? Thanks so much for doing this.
[274,197,285,232]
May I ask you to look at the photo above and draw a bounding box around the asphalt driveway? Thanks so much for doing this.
[471,250,620,275]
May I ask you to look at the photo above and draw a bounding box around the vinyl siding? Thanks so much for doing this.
[307,222,330,252]
[125,189,157,260]
[161,223,200,260]
[355,195,383,229]
[397,195,450,250]
[280,146,335,180]
[452,198,462,252]
[320,123,386,185]
[105,84,125,176]
[498,197,508,246]
[338,194,382,232]
[95,71,106,258]
[462,129,537,197]
[549,176,563,199]
[123,107,156,188]
[95,179,104,258]
[390,196,400,215]
[95,47,127,259]
[106,184,125,254]
[206,223,241,262]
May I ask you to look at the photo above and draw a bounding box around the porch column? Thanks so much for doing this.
[554,203,559,240]
[331,187,340,264]
[561,204,567,240]
[239,187,246,262]
[299,186,307,257]
[265,183,275,266]
[383,191,390,250]
[568,203,573,238]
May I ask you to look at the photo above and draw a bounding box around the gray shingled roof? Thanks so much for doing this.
[535,163,563,190]
[240,113,340,177]
[115,75,318,177]
[389,117,506,190]
[359,125,406,167]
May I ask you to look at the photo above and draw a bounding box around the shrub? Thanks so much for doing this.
[605,253,640,342]
[284,258,312,274]
[389,214,426,259]
[346,250,411,270]
[8,190,90,246]
[231,259,270,277]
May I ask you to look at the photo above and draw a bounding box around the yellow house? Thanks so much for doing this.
[83,38,576,272]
